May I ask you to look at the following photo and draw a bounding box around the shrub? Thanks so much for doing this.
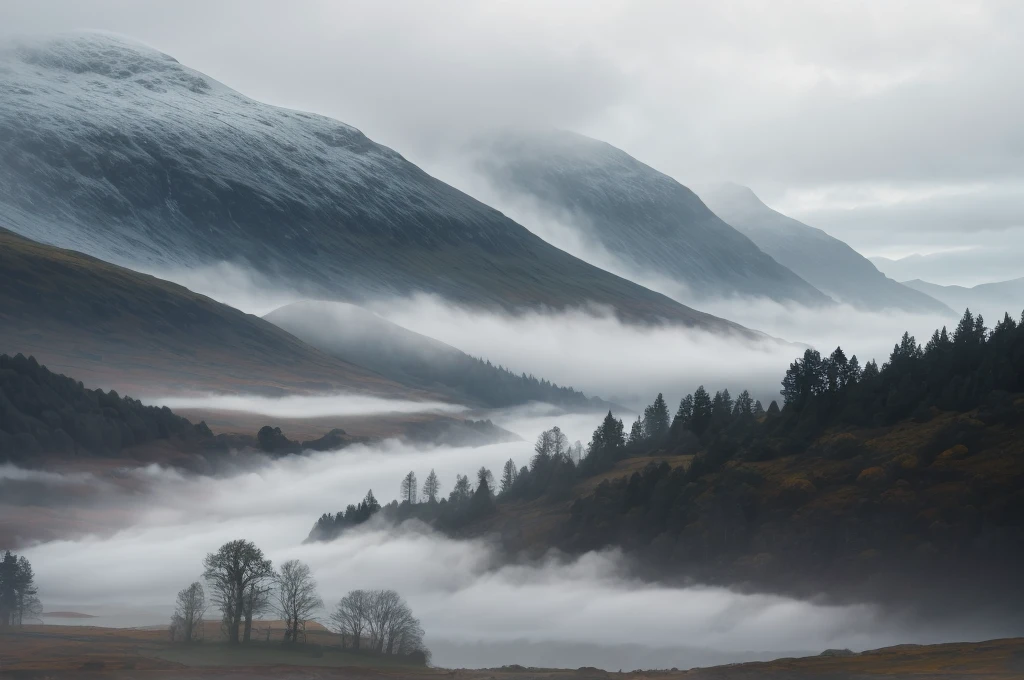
[857,466,886,484]
[937,444,969,461]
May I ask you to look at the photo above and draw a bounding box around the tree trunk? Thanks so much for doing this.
[243,612,253,643]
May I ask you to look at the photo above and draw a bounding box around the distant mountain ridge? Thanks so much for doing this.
[468,129,832,307]
[902,278,1024,320]
[0,33,751,334]
[699,183,952,314]
[265,300,611,410]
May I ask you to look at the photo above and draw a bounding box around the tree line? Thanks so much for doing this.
[169,539,428,662]
[0,352,212,462]
[308,307,1024,594]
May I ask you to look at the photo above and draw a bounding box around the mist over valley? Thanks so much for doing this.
[1,4,1023,678]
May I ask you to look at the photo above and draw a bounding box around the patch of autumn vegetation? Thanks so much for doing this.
[857,466,886,483]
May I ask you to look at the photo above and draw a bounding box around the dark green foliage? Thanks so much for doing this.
[257,426,293,452]
[256,426,350,454]
[577,411,625,475]
[0,551,38,627]
[307,490,381,541]
[0,353,209,462]
[778,307,1024,430]
[641,393,670,441]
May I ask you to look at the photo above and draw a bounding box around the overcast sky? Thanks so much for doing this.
[6,0,1023,272]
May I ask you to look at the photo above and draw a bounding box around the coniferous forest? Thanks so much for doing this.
[310,309,1024,609]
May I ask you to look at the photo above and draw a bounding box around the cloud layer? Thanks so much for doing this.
[16,426,984,670]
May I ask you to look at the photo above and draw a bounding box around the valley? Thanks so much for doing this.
[1,7,1022,677]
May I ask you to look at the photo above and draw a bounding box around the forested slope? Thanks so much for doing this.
[311,309,1024,613]
[0,353,210,462]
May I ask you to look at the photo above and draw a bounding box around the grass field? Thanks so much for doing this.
[5,624,1021,679]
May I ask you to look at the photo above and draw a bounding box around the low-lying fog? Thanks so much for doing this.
[149,393,466,419]
[149,261,966,409]
[371,294,957,409]
[12,405,1007,670]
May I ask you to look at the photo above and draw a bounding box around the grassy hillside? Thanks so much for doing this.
[0,227,435,397]
[322,311,1024,614]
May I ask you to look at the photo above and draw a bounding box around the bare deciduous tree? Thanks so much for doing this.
[171,581,207,643]
[202,539,275,644]
[329,589,427,660]
[330,589,370,649]
[241,579,274,643]
[275,560,322,644]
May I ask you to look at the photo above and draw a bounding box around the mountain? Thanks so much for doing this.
[699,184,952,314]
[265,300,609,409]
[0,227,432,398]
[0,33,748,333]
[902,278,1024,321]
[467,129,831,307]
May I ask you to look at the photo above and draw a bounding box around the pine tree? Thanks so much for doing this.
[733,390,754,417]
[499,459,518,494]
[449,475,472,505]
[753,399,766,417]
[690,386,713,434]
[400,471,418,504]
[642,393,670,440]
[628,416,644,445]
[423,469,440,503]
[532,429,553,470]
[476,467,495,496]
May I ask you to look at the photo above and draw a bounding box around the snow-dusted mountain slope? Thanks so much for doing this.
[468,129,831,307]
[0,33,743,332]
[700,184,952,315]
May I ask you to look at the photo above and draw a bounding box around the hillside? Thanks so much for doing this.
[903,278,1024,321]
[0,33,750,333]
[265,300,609,409]
[0,352,211,463]
[0,227,433,397]
[318,310,1024,615]
[699,183,952,313]
[468,129,831,306]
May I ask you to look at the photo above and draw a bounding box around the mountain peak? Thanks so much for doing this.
[0,33,753,334]
[471,128,832,307]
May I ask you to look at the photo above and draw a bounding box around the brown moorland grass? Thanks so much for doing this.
[0,625,1021,679]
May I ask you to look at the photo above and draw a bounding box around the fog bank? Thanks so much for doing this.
[10,439,958,670]
[148,393,466,419]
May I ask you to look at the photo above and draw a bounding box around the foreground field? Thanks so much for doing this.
[1,625,1022,679]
